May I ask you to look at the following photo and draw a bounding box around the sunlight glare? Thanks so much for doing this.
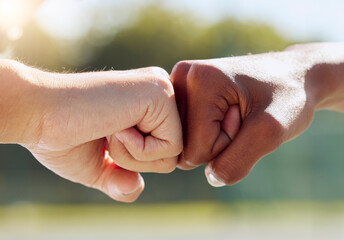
[0,0,36,40]
[35,0,93,40]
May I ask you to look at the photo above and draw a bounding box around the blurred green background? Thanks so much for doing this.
[0,0,343,239]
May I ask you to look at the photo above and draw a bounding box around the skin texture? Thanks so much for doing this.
[171,42,344,187]
[0,60,182,202]
[0,42,343,202]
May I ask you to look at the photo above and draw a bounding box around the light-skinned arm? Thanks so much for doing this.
[0,60,183,202]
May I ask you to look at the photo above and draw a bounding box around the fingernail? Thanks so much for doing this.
[115,133,123,144]
[185,160,200,167]
[122,174,144,196]
[177,163,189,170]
[207,173,226,187]
[108,174,144,198]
[177,160,199,170]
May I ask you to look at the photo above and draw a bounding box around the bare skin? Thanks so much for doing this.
[0,60,182,202]
[171,42,344,187]
[1,42,343,202]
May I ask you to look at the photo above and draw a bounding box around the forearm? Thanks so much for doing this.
[0,60,116,145]
[0,60,172,151]
[286,42,344,112]
[0,61,150,146]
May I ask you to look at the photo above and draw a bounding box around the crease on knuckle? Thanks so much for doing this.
[129,148,148,161]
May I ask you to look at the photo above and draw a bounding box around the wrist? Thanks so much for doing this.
[286,43,344,112]
[308,63,344,111]
[0,60,48,144]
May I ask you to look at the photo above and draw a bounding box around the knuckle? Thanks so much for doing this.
[131,151,149,162]
[172,61,192,75]
[146,66,169,77]
[152,73,174,95]
[182,147,207,167]
[175,143,183,156]
[213,160,251,185]
[171,140,183,157]
[187,62,222,91]
[170,61,192,86]
[156,158,177,173]
[143,66,173,92]
[188,62,208,81]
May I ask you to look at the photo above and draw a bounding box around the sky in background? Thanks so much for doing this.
[1,0,344,43]
[163,0,344,41]
[34,0,344,41]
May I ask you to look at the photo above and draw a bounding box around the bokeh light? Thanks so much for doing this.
[0,0,39,40]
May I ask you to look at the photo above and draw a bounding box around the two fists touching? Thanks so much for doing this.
[6,43,343,202]
[22,62,239,203]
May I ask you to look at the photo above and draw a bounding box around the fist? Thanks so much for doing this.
[171,53,315,186]
[25,66,183,202]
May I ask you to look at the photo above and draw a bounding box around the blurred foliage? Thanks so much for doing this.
[13,20,63,70]
[12,5,290,71]
[89,6,204,71]
[0,5,343,204]
[90,7,289,71]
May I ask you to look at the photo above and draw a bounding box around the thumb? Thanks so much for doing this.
[91,147,145,202]
[205,112,283,186]
[30,139,145,203]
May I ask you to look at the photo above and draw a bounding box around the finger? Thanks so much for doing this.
[175,64,239,170]
[205,113,283,186]
[113,73,183,163]
[178,103,241,170]
[96,161,145,203]
[221,104,241,140]
[205,105,241,186]
[108,135,177,173]
[178,105,241,168]
[210,104,242,158]
[176,72,219,169]
[170,61,192,127]
[115,127,170,161]
[114,116,182,162]
[79,141,145,203]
